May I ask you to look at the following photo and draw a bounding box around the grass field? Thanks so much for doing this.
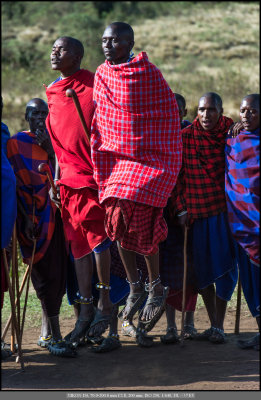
[1,249,249,332]
[2,1,259,134]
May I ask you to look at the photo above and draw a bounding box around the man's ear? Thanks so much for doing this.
[184,108,187,117]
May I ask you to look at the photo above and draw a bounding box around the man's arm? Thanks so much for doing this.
[49,154,61,208]
[17,196,36,241]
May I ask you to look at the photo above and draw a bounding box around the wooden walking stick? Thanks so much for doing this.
[10,224,21,351]
[2,249,24,370]
[1,265,30,341]
[10,233,16,353]
[66,88,90,144]
[234,273,242,335]
[180,225,188,347]
[38,163,61,211]
[19,199,37,344]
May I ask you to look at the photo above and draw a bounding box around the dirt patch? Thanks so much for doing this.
[1,307,259,391]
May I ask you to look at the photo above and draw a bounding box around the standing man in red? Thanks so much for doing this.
[91,22,182,340]
[46,36,113,341]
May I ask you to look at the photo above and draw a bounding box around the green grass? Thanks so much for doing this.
[2,1,259,133]
[1,256,249,332]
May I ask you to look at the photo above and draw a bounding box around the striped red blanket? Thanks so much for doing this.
[7,131,57,264]
[91,51,182,208]
[225,128,260,265]
[171,115,234,221]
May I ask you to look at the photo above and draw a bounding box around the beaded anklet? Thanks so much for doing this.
[95,283,111,290]
[74,291,94,305]
[145,276,161,292]
[108,333,119,339]
[126,269,143,286]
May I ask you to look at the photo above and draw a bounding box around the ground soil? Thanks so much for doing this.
[1,306,260,391]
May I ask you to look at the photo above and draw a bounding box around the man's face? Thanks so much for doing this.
[197,97,222,131]
[176,99,187,125]
[50,38,77,72]
[239,98,259,132]
[26,101,48,133]
[102,25,133,65]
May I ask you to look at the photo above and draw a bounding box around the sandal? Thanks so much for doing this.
[91,335,121,353]
[118,289,147,321]
[87,309,112,338]
[48,339,77,357]
[209,327,226,344]
[195,327,215,341]
[183,325,198,340]
[121,321,137,338]
[136,328,154,348]
[1,349,13,360]
[65,312,95,346]
[237,333,260,350]
[37,335,52,348]
[138,286,169,333]
[161,327,179,344]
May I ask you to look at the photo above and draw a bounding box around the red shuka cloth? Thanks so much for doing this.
[45,69,97,190]
[91,52,182,208]
[171,115,234,221]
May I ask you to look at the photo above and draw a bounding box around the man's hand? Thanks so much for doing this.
[35,129,55,158]
[228,122,243,138]
[176,211,188,233]
[49,184,61,208]
[24,218,37,241]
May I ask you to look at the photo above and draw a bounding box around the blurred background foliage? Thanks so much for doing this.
[2,1,260,134]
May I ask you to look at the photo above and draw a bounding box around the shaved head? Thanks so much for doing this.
[25,98,48,119]
[241,93,259,108]
[106,22,134,41]
[199,92,223,112]
[57,36,84,59]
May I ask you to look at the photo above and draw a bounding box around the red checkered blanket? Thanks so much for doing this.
[91,52,182,208]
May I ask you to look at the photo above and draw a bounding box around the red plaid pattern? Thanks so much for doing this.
[171,116,234,221]
[91,52,182,208]
[104,198,167,255]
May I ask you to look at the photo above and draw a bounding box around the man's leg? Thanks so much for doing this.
[160,304,179,344]
[140,252,167,322]
[215,295,227,331]
[88,248,113,337]
[74,253,95,321]
[116,242,144,320]
[199,284,217,327]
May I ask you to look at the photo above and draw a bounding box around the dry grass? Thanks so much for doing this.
[2,2,259,132]
[133,2,259,121]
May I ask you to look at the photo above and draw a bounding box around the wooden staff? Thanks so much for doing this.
[38,163,61,211]
[2,249,24,370]
[1,265,30,341]
[19,199,36,344]
[66,88,90,144]
[180,225,188,347]
[10,225,20,353]
[11,232,16,353]
[234,274,242,335]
